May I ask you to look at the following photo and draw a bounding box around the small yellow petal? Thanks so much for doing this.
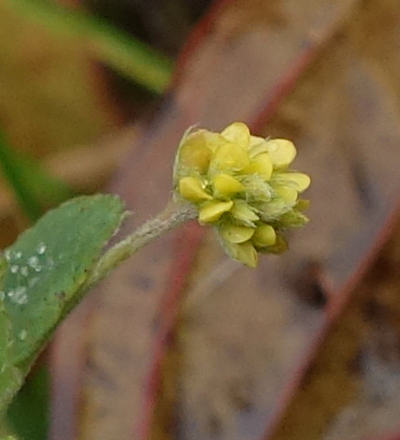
[199,200,233,223]
[211,141,249,171]
[232,241,258,267]
[220,224,255,243]
[178,131,212,174]
[244,153,273,180]
[221,122,250,149]
[252,224,276,248]
[203,131,228,152]
[249,135,266,148]
[249,136,269,157]
[179,177,212,202]
[265,139,297,169]
[274,185,298,203]
[231,200,259,225]
[212,174,245,197]
[276,172,311,192]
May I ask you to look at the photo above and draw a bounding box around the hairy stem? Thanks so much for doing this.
[84,202,197,288]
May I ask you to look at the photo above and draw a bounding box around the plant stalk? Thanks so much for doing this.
[84,201,197,288]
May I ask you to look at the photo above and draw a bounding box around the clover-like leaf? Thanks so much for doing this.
[0,194,126,412]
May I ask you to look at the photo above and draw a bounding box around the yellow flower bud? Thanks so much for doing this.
[221,122,250,149]
[252,224,276,248]
[265,139,296,169]
[212,174,245,197]
[225,240,258,267]
[199,200,233,223]
[220,224,255,243]
[244,153,273,180]
[173,123,310,268]
[179,177,212,202]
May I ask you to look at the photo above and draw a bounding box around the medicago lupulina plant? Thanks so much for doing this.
[0,122,310,422]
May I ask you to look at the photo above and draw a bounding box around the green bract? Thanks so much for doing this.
[174,122,311,267]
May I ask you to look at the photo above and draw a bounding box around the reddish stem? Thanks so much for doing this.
[137,222,204,439]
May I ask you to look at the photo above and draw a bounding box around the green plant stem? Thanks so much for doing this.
[4,0,173,94]
[84,202,197,288]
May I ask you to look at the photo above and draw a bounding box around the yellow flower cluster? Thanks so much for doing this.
[173,122,310,267]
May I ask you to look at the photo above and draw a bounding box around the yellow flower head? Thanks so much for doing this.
[173,122,310,267]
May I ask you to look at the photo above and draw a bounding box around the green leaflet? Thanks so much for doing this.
[0,292,23,414]
[0,194,125,411]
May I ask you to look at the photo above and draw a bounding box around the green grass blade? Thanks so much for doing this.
[0,132,74,222]
[4,0,173,94]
